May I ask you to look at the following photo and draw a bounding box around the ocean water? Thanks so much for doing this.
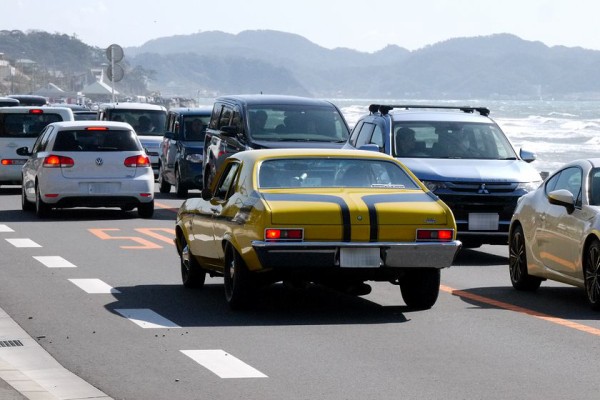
[334,99,600,176]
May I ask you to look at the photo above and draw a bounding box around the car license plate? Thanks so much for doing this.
[340,248,380,268]
[82,183,120,194]
[468,213,499,230]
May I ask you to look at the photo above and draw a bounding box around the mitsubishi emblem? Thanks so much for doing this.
[478,183,489,194]
[95,157,103,166]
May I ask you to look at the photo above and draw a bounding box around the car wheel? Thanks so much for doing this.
[180,241,206,288]
[158,164,171,194]
[400,269,440,310]
[584,239,600,310]
[21,182,34,212]
[138,200,154,218]
[223,244,254,310]
[175,168,188,198]
[35,183,50,218]
[508,225,542,291]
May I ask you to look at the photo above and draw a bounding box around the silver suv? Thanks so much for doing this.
[345,104,543,247]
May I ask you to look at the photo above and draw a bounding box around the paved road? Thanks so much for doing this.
[1,185,600,399]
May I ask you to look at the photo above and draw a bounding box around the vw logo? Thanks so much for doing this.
[478,183,489,194]
[95,158,103,166]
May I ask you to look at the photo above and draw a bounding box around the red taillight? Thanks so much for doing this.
[124,155,150,167]
[416,229,454,242]
[29,109,44,114]
[43,155,74,168]
[85,126,109,131]
[265,228,303,241]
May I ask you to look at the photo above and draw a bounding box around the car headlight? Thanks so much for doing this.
[185,153,203,163]
[421,180,447,192]
[517,181,542,192]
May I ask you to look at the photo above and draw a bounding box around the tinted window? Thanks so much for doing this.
[258,158,419,189]
[53,129,140,152]
[183,116,210,141]
[0,112,63,138]
[107,110,166,136]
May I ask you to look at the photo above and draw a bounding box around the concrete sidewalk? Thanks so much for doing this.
[0,306,113,400]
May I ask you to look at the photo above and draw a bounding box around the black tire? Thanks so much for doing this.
[223,244,254,310]
[508,225,542,291]
[180,241,206,288]
[175,168,188,198]
[400,269,440,310]
[21,183,34,212]
[158,164,171,194]
[584,239,600,311]
[138,200,154,218]
[35,184,50,218]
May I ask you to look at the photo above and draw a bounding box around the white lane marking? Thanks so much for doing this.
[181,350,268,379]
[68,279,121,294]
[33,256,77,268]
[0,224,14,232]
[5,238,41,248]
[115,308,180,329]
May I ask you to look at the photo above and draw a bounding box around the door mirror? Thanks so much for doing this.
[201,187,213,201]
[16,146,31,156]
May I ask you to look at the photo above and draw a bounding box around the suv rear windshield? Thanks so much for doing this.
[107,110,166,136]
[248,105,349,142]
[0,113,63,138]
[53,130,140,152]
[392,121,517,160]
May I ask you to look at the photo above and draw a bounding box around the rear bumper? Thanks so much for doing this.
[252,240,462,270]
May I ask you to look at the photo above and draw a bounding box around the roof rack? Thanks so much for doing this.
[369,104,490,117]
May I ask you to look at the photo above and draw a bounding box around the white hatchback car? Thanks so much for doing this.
[18,121,155,218]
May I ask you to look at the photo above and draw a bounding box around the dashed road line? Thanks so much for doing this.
[33,255,77,268]
[69,279,121,294]
[181,350,268,379]
[0,224,14,232]
[114,308,181,329]
[5,238,41,248]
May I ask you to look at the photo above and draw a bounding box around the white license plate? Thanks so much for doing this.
[340,248,380,268]
[468,213,499,230]
[81,182,120,194]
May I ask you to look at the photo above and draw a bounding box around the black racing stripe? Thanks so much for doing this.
[261,193,351,241]
[361,193,436,241]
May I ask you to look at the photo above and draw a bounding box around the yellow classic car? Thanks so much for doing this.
[174,148,461,310]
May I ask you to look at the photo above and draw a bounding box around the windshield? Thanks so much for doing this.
[248,105,349,143]
[258,158,419,189]
[392,121,517,160]
[108,110,167,136]
[0,112,63,138]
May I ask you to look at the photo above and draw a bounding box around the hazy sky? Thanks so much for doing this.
[3,0,600,53]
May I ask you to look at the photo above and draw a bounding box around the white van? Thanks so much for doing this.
[0,106,74,186]
[97,102,167,177]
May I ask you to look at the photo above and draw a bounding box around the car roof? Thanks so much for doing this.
[215,94,336,107]
[168,107,212,115]
[48,121,133,130]
[232,148,397,164]
[99,102,167,111]
[0,106,74,117]
[369,105,495,124]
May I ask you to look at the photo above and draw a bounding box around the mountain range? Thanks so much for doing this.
[124,30,600,100]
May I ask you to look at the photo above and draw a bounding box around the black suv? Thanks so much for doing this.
[202,95,350,187]
[158,107,211,197]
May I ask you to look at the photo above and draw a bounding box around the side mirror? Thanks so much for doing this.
[16,146,31,156]
[548,189,575,213]
[358,144,381,153]
[520,148,536,163]
[201,187,212,201]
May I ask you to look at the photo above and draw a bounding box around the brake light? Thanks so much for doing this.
[265,228,303,241]
[29,109,44,114]
[124,155,150,167]
[43,155,74,168]
[416,229,454,242]
[85,126,109,131]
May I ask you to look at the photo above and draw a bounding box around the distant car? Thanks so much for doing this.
[202,94,350,188]
[0,106,74,187]
[175,148,461,310]
[158,107,211,197]
[0,97,20,107]
[345,104,543,247]
[18,121,154,218]
[97,102,168,177]
[8,95,48,106]
[508,158,600,310]
[72,110,99,121]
